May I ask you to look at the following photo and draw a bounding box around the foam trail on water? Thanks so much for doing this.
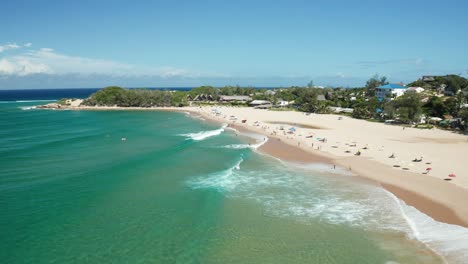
[179,124,227,141]
[284,162,353,177]
[189,151,468,262]
[223,137,268,150]
[385,189,468,263]
[253,137,268,149]
[188,157,244,191]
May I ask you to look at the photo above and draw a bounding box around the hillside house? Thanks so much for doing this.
[375,84,407,100]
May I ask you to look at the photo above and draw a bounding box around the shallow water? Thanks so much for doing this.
[1,102,467,263]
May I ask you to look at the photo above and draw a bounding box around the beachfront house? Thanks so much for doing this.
[276,99,291,107]
[249,100,271,107]
[375,84,407,100]
[218,95,251,103]
[192,94,214,102]
[249,100,272,109]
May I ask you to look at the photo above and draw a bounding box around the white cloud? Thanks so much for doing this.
[0,47,201,78]
[0,58,52,76]
[0,43,21,53]
[24,43,32,47]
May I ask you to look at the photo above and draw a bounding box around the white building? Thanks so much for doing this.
[375,84,407,100]
[277,100,288,107]
[249,100,271,106]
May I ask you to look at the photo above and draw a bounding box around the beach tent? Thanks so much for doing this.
[288,127,296,132]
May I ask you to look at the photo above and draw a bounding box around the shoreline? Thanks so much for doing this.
[183,106,468,228]
[40,104,468,228]
[238,121,468,228]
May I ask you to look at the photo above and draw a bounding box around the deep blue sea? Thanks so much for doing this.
[1,89,467,263]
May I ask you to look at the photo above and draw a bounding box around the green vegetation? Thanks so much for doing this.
[82,86,188,107]
[79,74,468,131]
[414,124,434,129]
[387,92,422,123]
[408,75,468,95]
[365,74,389,97]
[57,98,68,105]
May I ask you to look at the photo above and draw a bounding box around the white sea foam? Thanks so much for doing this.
[188,156,468,262]
[223,144,251,149]
[189,159,400,228]
[285,162,354,177]
[179,124,227,141]
[19,106,36,110]
[188,157,244,191]
[223,137,268,150]
[385,190,468,263]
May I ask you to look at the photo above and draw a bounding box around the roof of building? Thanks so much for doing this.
[377,84,407,89]
[316,94,326,101]
[249,100,271,105]
[219,95,251,101]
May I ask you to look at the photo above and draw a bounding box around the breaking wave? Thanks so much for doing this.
[179,124,227,141]
[386,190,468,263]
[188,156,468,262]
[187,157,244,191]
[223,137,268,150]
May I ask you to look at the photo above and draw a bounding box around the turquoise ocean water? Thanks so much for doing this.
[1,101,468,263]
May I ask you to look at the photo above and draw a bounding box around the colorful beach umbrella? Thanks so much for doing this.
[448,174,456,177]
[426,168,432,171]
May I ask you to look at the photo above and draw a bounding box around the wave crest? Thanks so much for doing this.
[187,157,244,191]
[188,156,468,261]
[223,138,268,150]
[179,124,227,141]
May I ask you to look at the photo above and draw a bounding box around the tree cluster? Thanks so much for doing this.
[81,86,188,107]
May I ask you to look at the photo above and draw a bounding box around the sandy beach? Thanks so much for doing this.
[48,102,468,228]
[183,106,468,228]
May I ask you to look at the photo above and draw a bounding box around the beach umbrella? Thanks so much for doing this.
[448,173,456,177]
[426,168,432,171]
[289,127,296,131]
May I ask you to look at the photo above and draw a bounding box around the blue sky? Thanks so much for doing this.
[1,0,467,89]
